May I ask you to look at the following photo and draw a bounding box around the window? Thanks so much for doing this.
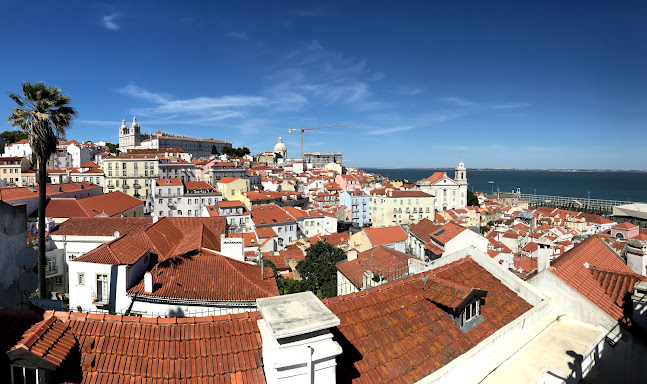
[108,163,112,169]
[108,171,112,177]
[78,273,85,285]
[122,170,126,177]
[54,276,63,285]
[12,365,38,384]
[96,274,108,302]
[159,211,163,216]
[122,163,127,169]
[462,301,480,324]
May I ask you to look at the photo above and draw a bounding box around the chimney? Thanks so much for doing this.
[537,240,551,273]
[257,292,342,384]
[144,272,153,293]
[347,249,358,261]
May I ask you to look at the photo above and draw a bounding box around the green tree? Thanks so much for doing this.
[296,241,347,298]
[467,190,479,206]
[105,142,119,154]
[1,130,29,144]
[8,82,77,299]
[211,145,219,155]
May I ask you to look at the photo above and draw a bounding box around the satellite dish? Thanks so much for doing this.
[17,247,38,269]
[19,272,38,295]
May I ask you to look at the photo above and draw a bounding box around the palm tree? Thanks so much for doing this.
[8,82,77,299]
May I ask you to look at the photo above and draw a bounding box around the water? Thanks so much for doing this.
[362,168,647,203]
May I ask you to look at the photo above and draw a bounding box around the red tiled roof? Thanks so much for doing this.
[550,235,644,321]
[337,246,416,289]
[363,226,408,246]
[217,200,246,208]
[308,232,350,246]
[430,222,466,245]
[4,310,266,382]
[324,257,532,383]
[408,218,440,241]
[251,204,295,226]
[229,232,259,247]
[217,177,240,184]
[423,171,450,184]
[184,181,217,192]
[78,191,143,217]
[8,316,76,367]
[128,249,279,301]
[52,217,152,237]
[80,160,98,168]
[75,234,149,265]
[614,221,638,229]
[154,178,183,186]
[256,227,277,238]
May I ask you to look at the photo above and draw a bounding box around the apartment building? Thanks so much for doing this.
[370,189,435,227]
[152,178,222,217]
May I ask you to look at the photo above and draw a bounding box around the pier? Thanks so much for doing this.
[518,193,637,212]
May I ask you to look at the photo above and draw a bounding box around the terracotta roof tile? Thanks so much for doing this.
[75,234,149,265]
[363,226,408,246]
[52,217,153,237]
[337,246,416,289]
[128,249,278,301]
[9,315,76,367]
[551,235,645,322]
[324,257,532,383]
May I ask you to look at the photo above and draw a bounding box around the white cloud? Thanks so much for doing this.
[102,14,120,31]
[491,102,530,109]
[395,87,425,96]
[368,126,414,135]
[116,84,266,124]
[440,97,474,107]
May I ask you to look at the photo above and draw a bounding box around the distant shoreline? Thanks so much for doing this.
[357,167,647,173]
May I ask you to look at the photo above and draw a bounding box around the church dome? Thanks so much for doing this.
[456,160,466,171]
[274,137,287,153]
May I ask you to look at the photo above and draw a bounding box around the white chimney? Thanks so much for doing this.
[537,240,551,273]
[347,249,358,261]
[144,272,153,293]
[257,292,342,384]
[220,235,245,262]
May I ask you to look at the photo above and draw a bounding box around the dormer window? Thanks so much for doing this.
[462,300,480,324]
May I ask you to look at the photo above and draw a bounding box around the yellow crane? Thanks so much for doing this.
[288,123,359,159]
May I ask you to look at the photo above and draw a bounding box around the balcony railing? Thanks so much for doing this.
[122,184,130,189]
[134,184,142,189]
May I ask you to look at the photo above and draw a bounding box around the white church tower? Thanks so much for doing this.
[455,160,468,208]
[118,116,142,152]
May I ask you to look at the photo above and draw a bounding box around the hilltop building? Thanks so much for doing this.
[118,116,232,158]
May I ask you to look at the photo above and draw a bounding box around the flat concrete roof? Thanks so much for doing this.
[256,291,340,339]
[481,318,605,384]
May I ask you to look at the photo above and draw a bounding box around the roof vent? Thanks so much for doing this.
[584,262,590,269]
[165,179,171,184]
[434,229,445,236]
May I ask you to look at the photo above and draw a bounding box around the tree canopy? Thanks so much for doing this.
[296,241,347,298]
[467,190,480,206]
[1,130,28,144]
[8,81,76,298]
[221,146,250,157]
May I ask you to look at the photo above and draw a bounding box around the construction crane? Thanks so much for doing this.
[288,123,359,159]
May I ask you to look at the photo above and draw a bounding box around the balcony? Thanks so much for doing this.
[134,184,142,189]
[107,184,115,189]
[122,184,130,190]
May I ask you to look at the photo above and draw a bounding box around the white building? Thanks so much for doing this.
[415,160,468,211]
[203,200,254,234]
[152,178,222,217]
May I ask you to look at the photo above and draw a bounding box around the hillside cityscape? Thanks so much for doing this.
[1,118,646,383]
[1,1,646,384]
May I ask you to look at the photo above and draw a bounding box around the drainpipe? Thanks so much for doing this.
[306,345,313,384]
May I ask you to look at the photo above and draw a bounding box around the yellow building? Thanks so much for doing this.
[216,177,250,201]
[103,155,158,203]
[0,157,30,187]
[370,189,435,228]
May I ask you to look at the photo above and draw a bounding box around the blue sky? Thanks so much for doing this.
[1,1,646,169]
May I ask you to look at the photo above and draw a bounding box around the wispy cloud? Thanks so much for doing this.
[225,32,248,40]
[116,83,266,124]
[521,146,555,152]
[440,97,474,107]
[395,87,425,96]
[102,14,121,31]
[490,102,530,109]
[369,126,415,135]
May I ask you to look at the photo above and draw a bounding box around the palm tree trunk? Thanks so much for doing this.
[38,156,47,299]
